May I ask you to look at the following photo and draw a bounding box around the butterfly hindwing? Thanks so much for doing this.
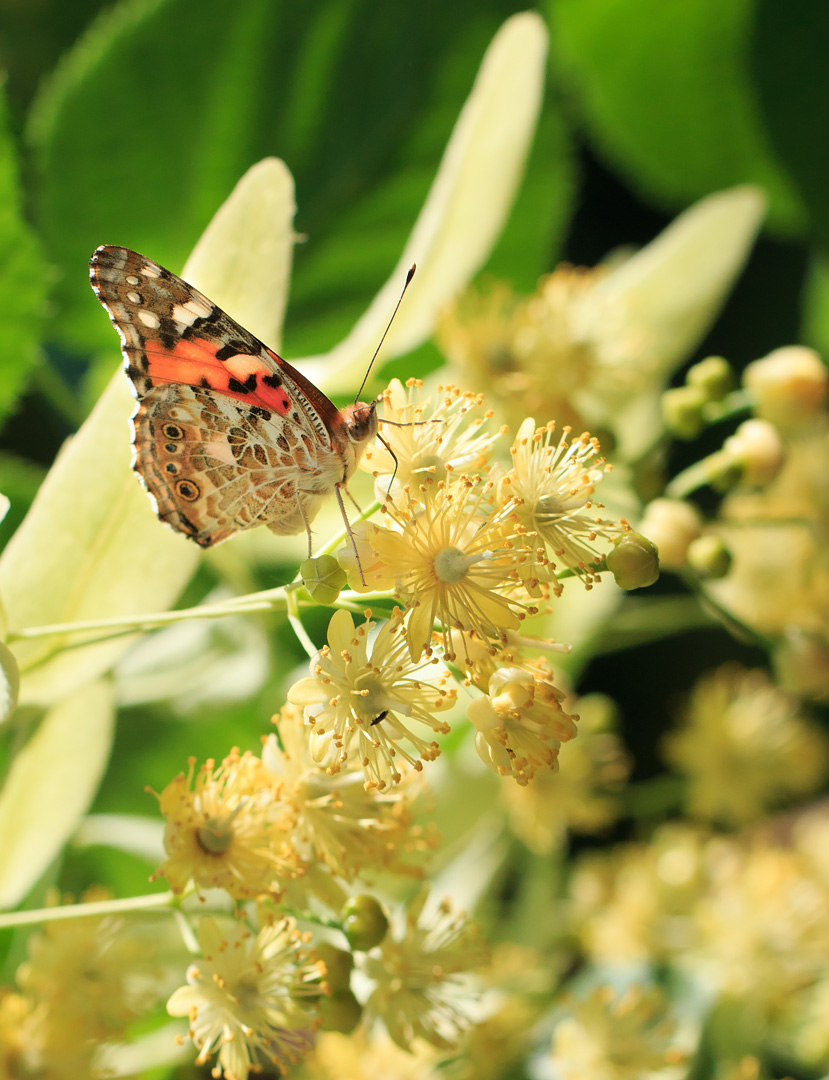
[89,245,353,547]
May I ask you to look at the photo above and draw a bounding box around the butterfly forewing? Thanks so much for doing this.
[89,245,361,548]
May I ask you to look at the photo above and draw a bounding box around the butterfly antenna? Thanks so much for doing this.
[354,264,417,404]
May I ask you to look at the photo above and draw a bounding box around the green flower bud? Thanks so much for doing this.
[299,555,348,605]
[606,532,660,590]
[662,385,708,440]
[320,989,363,1034]
[686,355,736,401]
[341,894,389,951]
[686,535,732,579]
[314,942,354,993]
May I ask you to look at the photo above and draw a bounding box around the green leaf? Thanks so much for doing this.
[0,679,114,909]
[0,641,19,724]
[0,82,46,427]
[751,0,829,248]
[549,0,803,232]
[27,0,564,363]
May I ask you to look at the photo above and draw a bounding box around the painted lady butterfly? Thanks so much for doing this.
[89,245,378,551]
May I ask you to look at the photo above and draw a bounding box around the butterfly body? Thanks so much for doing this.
[89,245,377,548]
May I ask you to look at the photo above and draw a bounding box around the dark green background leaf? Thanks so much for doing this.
[751,0,829,250]
[549,0,802,232]
[28,0,572,363]
[0,84,46,427]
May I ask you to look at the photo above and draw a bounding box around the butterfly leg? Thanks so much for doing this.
[334,482,367,587]
[296,496,315,559]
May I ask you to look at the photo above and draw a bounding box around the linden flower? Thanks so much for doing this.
[355,476,534,661]
[153,750,298,899]
[361,887,488,1051]
[288,609,457,789]
[569,824,708,964]
[167,916,322,1080]
[500,417,626,588]
[360,378,505,502]
[14,892,167,1079]
[691,841,829,1015]
[262,705,431,879]
[550,985,689,1080]
[663,664,829,826]
[299,1029,444,1080]
[503,692,630,851]
[467,663,579,785]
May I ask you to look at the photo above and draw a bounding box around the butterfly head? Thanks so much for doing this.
[342,400,379,448]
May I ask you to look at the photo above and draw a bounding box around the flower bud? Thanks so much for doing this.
[606,532,660,590]
[320,989,362,1034]
[722,418,784,486]
[743,346,828,429]
[639,498,702,570]
[687,355,736,401]
[341,895,389,951]
[686,535,732,579]
[299,555,348,605]
[314,942,354,992]
[662,385,708,439]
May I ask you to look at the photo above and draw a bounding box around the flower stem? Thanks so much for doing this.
[0,890,177,930]
[9,588,291,642]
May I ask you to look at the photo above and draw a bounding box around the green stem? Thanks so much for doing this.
[9,588,292,642]
[701,389,753,425]
[0,890,177,930]
[680,570,774,650]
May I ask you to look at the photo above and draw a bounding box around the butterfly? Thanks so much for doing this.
[89,245,379,552]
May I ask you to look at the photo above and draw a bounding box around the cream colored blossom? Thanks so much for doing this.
[153,751,298,898]
[500,418,626,588]
[352,477,534,661]
[550,985,689,1080]
[14,892,166,1079]
[503,692,629,850]
[467,662,579,785]
[570,825,708,964]
[361,887,487,1051]
[691,841,829,1015]
[288,609,456,789]
[361,378,504,502]
[297,1029,443,1080]
[167,916,322,1080]
[263,704,432,879]
[663,664,829,825]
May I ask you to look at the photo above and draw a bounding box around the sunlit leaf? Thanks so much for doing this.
[0,679,114,909]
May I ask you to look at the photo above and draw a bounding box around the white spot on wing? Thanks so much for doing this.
[138,310,161,329]
[126,275,140,286]
[127,290,141,304]
[140,264,161,279]
[172,297,213,326]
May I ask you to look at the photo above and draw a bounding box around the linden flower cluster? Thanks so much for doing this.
[569,817,829,1032]
[286,379,634,789]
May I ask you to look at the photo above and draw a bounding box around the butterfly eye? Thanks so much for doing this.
[176,479,201,502]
